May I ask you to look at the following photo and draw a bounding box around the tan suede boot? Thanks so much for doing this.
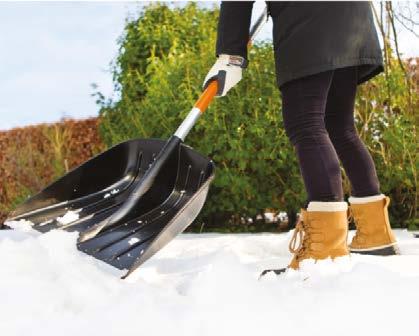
[288,203,350,270]
[349,195,399,255]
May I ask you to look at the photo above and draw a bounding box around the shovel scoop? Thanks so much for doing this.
[7,137,214,278]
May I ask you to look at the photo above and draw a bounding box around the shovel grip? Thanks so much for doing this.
[194,80,218,113]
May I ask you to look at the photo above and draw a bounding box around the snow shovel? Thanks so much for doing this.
[4,8,268,279]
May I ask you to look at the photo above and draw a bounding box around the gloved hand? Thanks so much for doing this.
[203,54,247,97]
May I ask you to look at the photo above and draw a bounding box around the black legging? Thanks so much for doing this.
[280,66,380,202]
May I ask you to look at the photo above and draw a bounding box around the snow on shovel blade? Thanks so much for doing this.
[6,138,215,278]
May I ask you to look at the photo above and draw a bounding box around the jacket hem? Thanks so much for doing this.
[276,57,384,88]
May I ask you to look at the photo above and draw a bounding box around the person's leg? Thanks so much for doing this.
[270,72,349,274]
[324,66,398,255]
[324,66,380,197]
[280,70,344,202]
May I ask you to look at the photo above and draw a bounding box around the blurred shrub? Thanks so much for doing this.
[95,2,219,146]
[355,56,418,228]
[96,3,417,230]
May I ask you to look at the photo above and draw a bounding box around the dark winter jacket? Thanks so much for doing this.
[216,1,384,87]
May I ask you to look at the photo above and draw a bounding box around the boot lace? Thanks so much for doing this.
[289,217,310,261]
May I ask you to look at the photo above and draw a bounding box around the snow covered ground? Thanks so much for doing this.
[1,222,419,336]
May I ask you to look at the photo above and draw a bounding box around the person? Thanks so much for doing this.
[203,1,399,272]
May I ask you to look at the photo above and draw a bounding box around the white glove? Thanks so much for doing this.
[203,54,247,97]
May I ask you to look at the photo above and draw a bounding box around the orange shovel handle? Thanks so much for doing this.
[194,81,218,113]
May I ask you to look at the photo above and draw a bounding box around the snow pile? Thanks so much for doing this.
[56,210,80,225]
[1,224,419,336]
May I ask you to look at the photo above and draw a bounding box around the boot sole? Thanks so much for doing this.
[259,268,287,279]
[350,244,400,256]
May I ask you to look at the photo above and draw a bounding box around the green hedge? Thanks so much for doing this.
[96,3,417,230]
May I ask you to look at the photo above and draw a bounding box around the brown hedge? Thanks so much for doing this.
[0,117,105,223]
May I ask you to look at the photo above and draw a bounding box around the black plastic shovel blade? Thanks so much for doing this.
[6,138,215,278]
